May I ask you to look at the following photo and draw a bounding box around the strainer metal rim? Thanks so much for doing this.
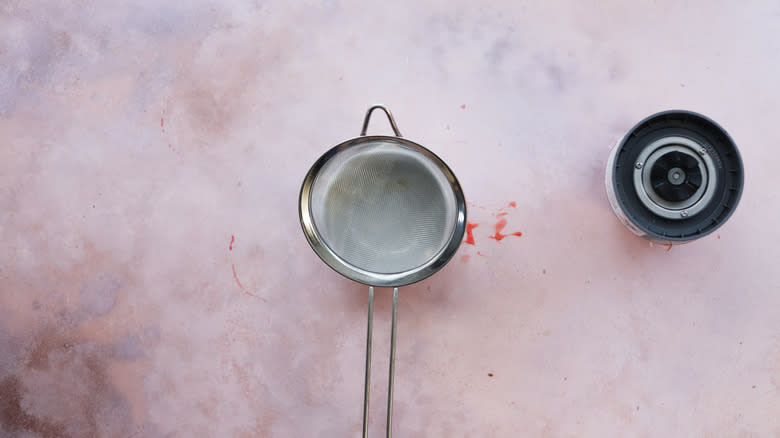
[299,135,467,287]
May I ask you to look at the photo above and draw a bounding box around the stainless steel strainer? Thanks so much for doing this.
[299,105,466,437]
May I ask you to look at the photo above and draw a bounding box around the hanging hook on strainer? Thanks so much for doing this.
[299,105,467,437]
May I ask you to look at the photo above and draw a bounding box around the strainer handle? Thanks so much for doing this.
[360,105,403,137]
[362,286,400,438]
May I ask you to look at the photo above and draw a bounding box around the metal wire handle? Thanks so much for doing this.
[362,286,399,438]
[360,105,400,436]
[360,105,402,137]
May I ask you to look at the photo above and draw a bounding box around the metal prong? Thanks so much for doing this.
[361,286,400,438]
[360,105,402,137]
[362,286,374,438]
[386,287,398,438]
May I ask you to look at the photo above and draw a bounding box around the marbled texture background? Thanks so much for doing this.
[1,0,779,436]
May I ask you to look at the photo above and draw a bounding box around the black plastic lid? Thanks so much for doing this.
[610,110,744,242]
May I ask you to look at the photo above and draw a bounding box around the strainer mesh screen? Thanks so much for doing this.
[310,141,457,274]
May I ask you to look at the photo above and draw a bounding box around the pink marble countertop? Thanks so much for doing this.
[2,1,779,436]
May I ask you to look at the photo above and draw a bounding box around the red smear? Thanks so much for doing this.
[232,264,246,290]
[498,201,517,211]
[160,118,164,128]
[477,251,486,257]
[497,212,508,217]
[666,243,673,252]
[243,289,265,302]
[465,222,479,245]
[489,218,508,241]
[543,269,547,274]
[229,235,235,251]
[460,104,466,109]
[489,218,522,241]
[231,264,266,302]
[460,255,471,263]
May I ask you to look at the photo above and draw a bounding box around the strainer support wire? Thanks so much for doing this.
[362,286,399,438]
[359,105,402,437]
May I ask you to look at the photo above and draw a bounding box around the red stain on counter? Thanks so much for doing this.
[464,201,522,248]
[460,255,471,263]
[231,264,266,302]
[489,218,509,241]
[460,104,466,109]
[489,217,522,241]
[465,222,479,245]
[231,264,246,290]
[229,235,235,251]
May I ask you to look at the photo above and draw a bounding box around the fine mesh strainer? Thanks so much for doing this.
[299,105,466,437]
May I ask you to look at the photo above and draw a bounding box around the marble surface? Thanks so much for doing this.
[2,1,779,436]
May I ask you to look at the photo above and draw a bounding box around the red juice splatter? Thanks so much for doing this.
[160,118,164,128]
[460,255,471,263]
[229,235,235,251]
[231,264,245,290]
[460,104,466,109]
[497,212,508,217]
[231,264,266,302]
[489,218,522,241]
[509,201,516,207]
[489,217,508,241]
[465,222,479,245]
[242,290,265,301]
